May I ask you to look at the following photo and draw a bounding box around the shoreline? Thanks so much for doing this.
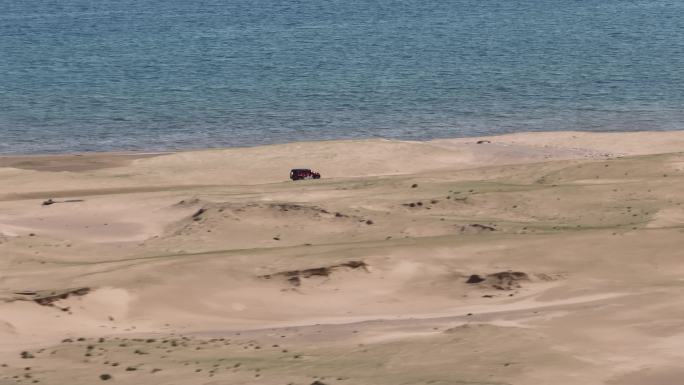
[1,129,684,173]
[0,128,681,157]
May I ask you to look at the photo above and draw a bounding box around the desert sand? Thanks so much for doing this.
[1,131,684,385]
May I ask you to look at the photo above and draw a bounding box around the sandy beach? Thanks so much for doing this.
[1,131,684,385]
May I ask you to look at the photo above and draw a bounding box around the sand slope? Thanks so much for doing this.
[1,131,684,385]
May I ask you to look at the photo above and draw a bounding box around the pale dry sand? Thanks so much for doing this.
[1,131,684,385]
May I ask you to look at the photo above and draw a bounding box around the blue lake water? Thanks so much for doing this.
[1,0,683,154]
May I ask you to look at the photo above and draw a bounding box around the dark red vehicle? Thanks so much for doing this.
[290,169,321,181]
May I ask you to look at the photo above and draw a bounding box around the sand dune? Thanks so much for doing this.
[1,131,684,385]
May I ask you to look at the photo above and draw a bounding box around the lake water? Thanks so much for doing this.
[1,0,683,153]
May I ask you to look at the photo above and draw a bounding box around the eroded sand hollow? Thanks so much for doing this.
[1,131,684,385]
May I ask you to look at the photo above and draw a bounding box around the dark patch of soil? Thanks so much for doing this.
[192,208,206,221]
[466,271,529,290]
[260,261,369,286]
[466,274,485,284]
[488,271,529,290]
[273,204,329,215]
[175,198,202,206]
[403,201,425,208]
[41,198,84,206]
[13,287,90,307]
[460,223,497,232]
